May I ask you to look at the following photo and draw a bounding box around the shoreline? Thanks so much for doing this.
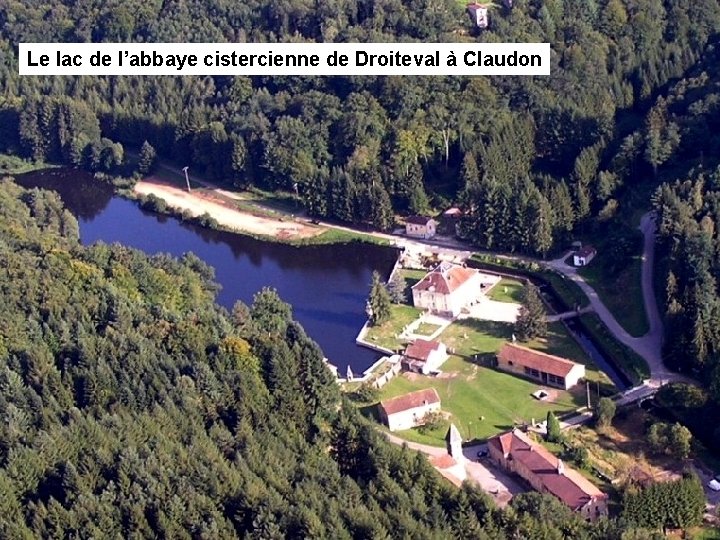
[126,180,392,248]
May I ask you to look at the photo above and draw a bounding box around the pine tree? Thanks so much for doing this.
[368,183,394,231]
[514,283,547,341]
[137,140,157,175]
[387,272,406,304]
[546,411,562,442]
[367,271,391,326]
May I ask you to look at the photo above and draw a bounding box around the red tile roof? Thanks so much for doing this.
[488,430,605,510]
[412,263,478,295]
[406,215,434,225]
[576,246,596,258]
[430,454,457,469]
[498,343,580,378]
[405,339,442,361]
[380,388,440,416]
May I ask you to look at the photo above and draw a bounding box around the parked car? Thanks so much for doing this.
[708,477,720,491]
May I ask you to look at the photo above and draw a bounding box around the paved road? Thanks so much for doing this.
[545,212,683,385]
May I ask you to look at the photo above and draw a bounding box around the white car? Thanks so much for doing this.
[708,478,720,492]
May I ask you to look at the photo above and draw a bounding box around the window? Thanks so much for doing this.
[508,361,513,366]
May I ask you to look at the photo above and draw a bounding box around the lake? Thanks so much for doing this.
[15,168,398,374]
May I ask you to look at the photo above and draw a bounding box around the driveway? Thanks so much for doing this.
[383,434,525,506]
[463,444,526,507]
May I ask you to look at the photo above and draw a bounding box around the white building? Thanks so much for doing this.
[405,216,437,239]
[378,388,441,431]
[402,339,449,375]
[412,262,484,317]
[573,246,597,267]
[497,343,586,390]
[467,3,489,28]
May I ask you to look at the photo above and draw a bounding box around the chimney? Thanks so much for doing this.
[557,459,565,476]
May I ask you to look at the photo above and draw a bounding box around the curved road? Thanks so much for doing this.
[545,212,680,385]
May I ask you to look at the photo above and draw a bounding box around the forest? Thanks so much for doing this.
[0,177,694,537]
[2,0,720,532]
[1,0,720,255]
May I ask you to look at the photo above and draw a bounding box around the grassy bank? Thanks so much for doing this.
[578,314,649,384]
[578,245,648,337]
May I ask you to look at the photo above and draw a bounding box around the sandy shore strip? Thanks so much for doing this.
[134,179,322,239]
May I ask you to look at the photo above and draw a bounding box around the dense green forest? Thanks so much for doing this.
[2,0,720,255]
[0,177,688,537]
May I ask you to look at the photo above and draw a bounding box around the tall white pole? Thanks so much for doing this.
[182,166,191,192]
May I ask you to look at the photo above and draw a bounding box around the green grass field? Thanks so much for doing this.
[415,322,443,336]
[579,252,648,337]
[377,318,615,446]
[379,355,587,446]
[363,304,422,351]
[487,278,524,303]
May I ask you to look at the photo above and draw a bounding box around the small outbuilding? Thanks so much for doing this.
[378,388,441,432]
[467,3,489,28]
[405,216,437,239]
[573,246,597,267]
[402,339,449,375]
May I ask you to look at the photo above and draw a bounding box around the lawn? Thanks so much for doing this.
[578,249,648,337]
[363,304,422,351]
[415,322,443,336]
[377,318,615,446]
[487,278,524,303]
[379,355,586,446]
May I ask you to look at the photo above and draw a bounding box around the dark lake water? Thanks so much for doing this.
[15,169,398,374]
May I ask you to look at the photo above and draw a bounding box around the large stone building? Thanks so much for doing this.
[488,429,608,520]
[412,262,484,317]
[378,388,441,432]
[496,343,586,390]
